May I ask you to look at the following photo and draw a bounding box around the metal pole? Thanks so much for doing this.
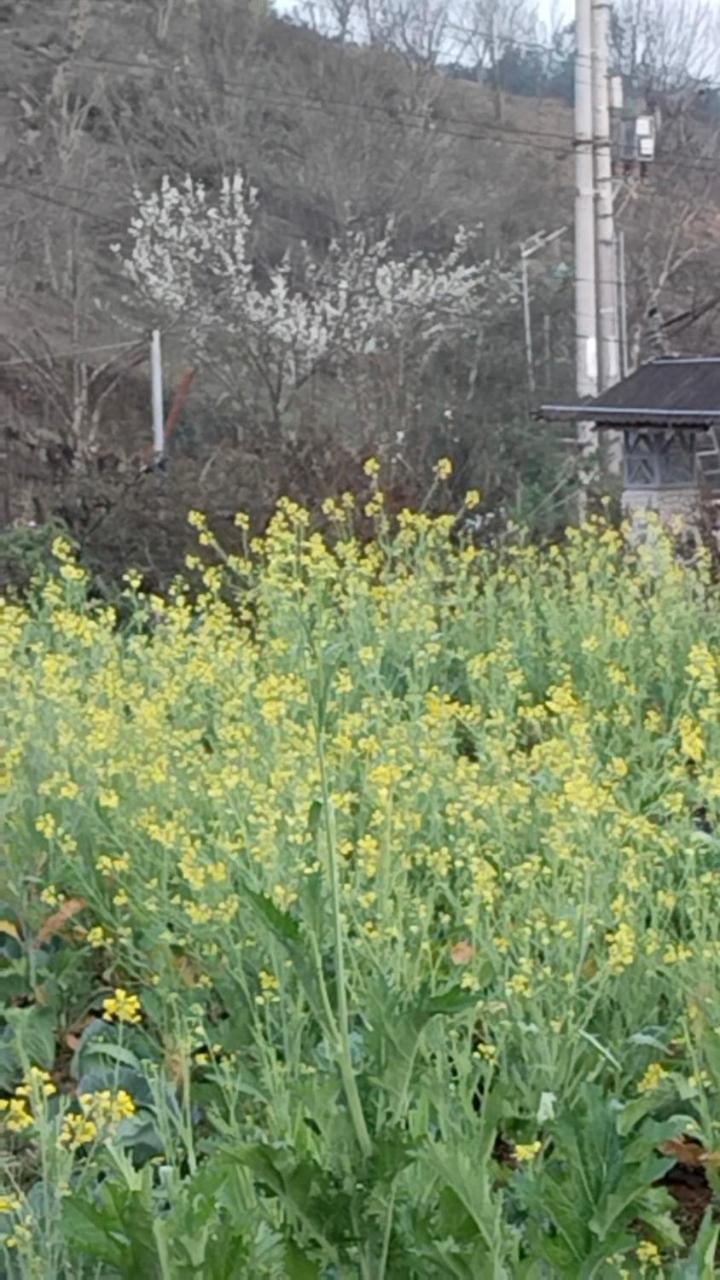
[521,226,566,397]
[591,0,622,474]
[521,253,535,393]
[490,10,502,122]
[151,329,164,461]
[618,229,629,376]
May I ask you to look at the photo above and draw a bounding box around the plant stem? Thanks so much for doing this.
[316,725,372,1161]
[378,1183,397,1280]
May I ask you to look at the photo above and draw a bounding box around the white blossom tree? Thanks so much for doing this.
[115,174,515,433]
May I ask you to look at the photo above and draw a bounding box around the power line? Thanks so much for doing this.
[32,46,574,146]
[0,178,126,226]
[24,47,720,177]
[2,39,610,150]
[0,338,147,368]
[8,38,720,179]
[0,42,716,271]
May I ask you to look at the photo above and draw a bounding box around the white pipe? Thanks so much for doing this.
[151,329,164,460]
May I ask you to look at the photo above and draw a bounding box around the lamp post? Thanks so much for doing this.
[520,226,567,394]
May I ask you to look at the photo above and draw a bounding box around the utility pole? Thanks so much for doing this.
[521,250,534,393]
[574,0,598,457]
[616,229,629,377]
[150,329,164,463]
[591,0,622,474]
[489,10,502,122]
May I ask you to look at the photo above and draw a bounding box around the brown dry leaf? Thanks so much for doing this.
[37,897,87,944]
[450,940,476,966]
[0,919,20,939]
[65,1033,81,1052]
[65,1009,96,1044]
[700,1149,720,1169]
[163,1038,189,1089]
[171,952,202,986]
[658,1136,708,1167]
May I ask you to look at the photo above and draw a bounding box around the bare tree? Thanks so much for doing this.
[454,0,540,120]
[613,0,720,93]
[290,0,361,45]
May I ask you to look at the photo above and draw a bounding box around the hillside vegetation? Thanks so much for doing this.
[1,0,719,586]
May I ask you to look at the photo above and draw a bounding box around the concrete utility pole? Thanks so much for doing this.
[592,0,620,390]
[574,0,598,456]
[591,0,623,475]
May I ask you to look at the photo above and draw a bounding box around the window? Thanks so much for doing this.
[624,428,696,488]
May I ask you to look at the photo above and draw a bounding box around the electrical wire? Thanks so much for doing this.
[0,338,147,368]
[22,45,720,177]
[8,35,720,179]
[0,178,127,226]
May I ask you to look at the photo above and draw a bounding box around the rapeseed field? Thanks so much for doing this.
[2,492,720,1276]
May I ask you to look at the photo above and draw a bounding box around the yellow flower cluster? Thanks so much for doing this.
[637,1062,668,1094]
[60,1113,99,1149]
[0,1068,56,1134]
[56,1089,136,1150]
[102,988,142,1024]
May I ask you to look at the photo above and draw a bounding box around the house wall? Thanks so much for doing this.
[622,486,700,524]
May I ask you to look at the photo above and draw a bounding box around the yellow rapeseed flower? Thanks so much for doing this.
[60,1113,98,1149]
[0,1099,33,1133]
[514,1141,542,1162]
[79,1089,136,1126]
[635,1240,661,1267]
[15,1067,56,1099]
[637,1062,668,1094]
[102,988,142,1025]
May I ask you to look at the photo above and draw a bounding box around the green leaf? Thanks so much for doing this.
[589,1156,673,1240]
[298,868,325,942]
[226,1142,352,1252]
[307,799,323,842]
[242,885,301,944]
[364,977,490,1103]
[675,1208,720,1279]
[283,1241,322,1279]
[521,1085,675,1272]
[3,1004,55,1069]
[62,1196,128,1270]
[369,1126,418,1185]
[616,1093,661,1136]
[420,1139,513,1278]
[637,1207,683,1250]
[424,980,492,1017]
[622,1114,698,1162]
[82,1040,143,1071]
[237,882,330,1034]
[63,1181,159,1275]
[0,1030,18,1090]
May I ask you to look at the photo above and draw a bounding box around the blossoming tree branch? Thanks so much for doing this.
[115,174,515,431]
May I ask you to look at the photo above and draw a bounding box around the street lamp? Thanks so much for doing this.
[520,226,567,393]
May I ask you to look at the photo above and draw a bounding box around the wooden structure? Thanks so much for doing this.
[540,357,720,522]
